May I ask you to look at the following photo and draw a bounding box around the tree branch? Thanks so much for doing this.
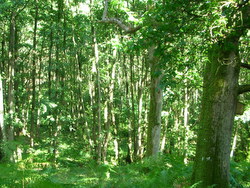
[238,84,250,94]
[239,1,250,29]
[241,63,250,69]
[99,0,142,33]
[16,0,31,17]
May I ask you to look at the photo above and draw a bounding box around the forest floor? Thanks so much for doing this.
[0,156,249,188]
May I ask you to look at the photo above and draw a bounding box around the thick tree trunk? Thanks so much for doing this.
[146,45,163,157]
[193,3,249,186]
[192,36,241,188]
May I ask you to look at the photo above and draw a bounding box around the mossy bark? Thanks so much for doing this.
[192,36,241,188]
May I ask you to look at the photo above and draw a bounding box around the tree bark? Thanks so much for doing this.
[146,45,163,157]
[0,75,6,160]
[6,11,17,162]
[192,36,241,188]
[30,0,38,148]
[137,56,148,159]
[1,30,5,73]
[192,2,250,186]
[52,0,64,165]
[102,47,117,162]
[183,85,190,164]
[0,27,6,160]
[230,123,239,158]
[129,54,137,159]
[90,13,102,161]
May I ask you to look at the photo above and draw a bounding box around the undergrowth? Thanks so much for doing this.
[0,155,249,188]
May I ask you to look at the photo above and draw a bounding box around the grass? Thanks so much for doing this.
[0,156,249,188]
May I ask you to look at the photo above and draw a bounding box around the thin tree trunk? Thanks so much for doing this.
[160,124,167,152]
[102,100,110,162]
[183,85,189,163]
[1,30,5,72]
[230,123,239,158]
[90,23,102,161]
[89,76,97,157]
[123,55,133,163]
[48,18,54,160]
[6,11,17,161]
[137,87,143,158]
[0,75,6,160]
[30,0,38,148]
[129,54,137,159]
[95,47,102,162]
[48,24,53,101]
[0,27,6,160]
[113,114,119,161]
[52,0,64,164]
[102,51,117,162]
[36,40,45,139]
[138,56,149,158]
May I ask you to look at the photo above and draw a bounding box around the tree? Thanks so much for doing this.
[146,45,163,156]
[100,0,165,157]
[192,1,250,187]
[0,75,5,160]
[30,0,38,148]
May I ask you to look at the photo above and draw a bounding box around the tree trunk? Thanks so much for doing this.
[0,75,6,160]
[1,30,5,73]
[123,54,133,162]
[51,0,64,165]
[193,3,250,186]
[90,26,102,162]
[30,0,38,148]
[6,11,17,161]
[183,85,190,164]
[146,45,163,157]
[138,56,148,159]
[102,49,117,162]
[230,123,239,158]
[192,36,241,188]
[0,26,6,161]
[129,54,137,159]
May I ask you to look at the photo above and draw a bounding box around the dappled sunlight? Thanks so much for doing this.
[0,0,249,187]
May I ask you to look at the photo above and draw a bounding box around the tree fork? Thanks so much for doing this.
[99,0,142,33]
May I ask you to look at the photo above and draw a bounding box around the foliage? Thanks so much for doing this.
[0,156,249,188]
[0,0,249,187]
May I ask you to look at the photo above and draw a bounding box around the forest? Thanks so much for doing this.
[0,0,249,187]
